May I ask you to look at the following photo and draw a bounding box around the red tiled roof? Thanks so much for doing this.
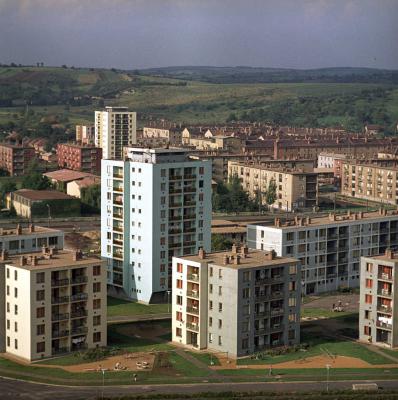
[44,169,97,182]
[14,189,75,201]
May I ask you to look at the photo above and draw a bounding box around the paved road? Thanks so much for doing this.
[0,220,100,233]
[1,377,398,399]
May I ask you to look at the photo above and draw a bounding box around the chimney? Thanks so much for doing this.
[329,213,336,222]
[0,250,8,261]
[49,247,57,256]
[29,223,35,233]
[275,218,281,228]
[73,249,82,261]
[223,254,229,265]
[306,217,311,225]
[231,244,237,254]
[234,254,241,265]
[16,224,22,235]
[359,211,364,219]
[0,228,3,235]
[241,244,249,256]
[385,248,393,259]
[19,256,26,266]
[266,250,276,260]
[31,255,38,266]
[198,248,206,260]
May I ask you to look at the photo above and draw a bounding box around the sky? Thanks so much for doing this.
[0,0,397,70]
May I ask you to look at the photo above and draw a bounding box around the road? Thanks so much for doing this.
[0,219,100,233]
[1,376,398,399]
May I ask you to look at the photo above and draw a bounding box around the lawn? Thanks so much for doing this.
[107,296,169,317]
[187,351,221,366]
[301,308,353,319]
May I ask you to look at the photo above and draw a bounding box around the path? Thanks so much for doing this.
[107,313,171,323]
[361,343,398,363]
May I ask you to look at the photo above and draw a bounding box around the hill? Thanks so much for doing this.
[0,65,397,140]
[137,66,398,84]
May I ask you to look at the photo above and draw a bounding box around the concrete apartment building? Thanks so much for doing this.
[359,250,398,348]
[228,161,318,211]
[341,161,398,205]
[57,143,102,175]
[1,248,107,361]
[171,247,301,357]
[0,224,64,255]
[0,143,36,176]
[247,209,398,295]
[95,107,137,160]
[76,125,95,145]
[101,147,212,303]
[142,127,182,146]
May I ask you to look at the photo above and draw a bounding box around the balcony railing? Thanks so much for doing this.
[71,326,88,335]
[184,174,197,180]
[169,175,182,181]
[186,306,199,315]
[113,252,123,259]
[71,293,88,302]
[378,289,392,297]
[113,187,123,193]
[169,202,182,208]
[51,296,69,305]
[71,276,88,285]
[378,273,393,281]
[52,347,69,355]
[184,187,197,193]
[187,290,199,299]
[186,323,199,332]
[183,214,196,220]
[51,278,69,287]
[270,291,284,299]
[376,320,392,330]
[270,308,284,316]
[52,330,70,338]
[169,242,182,249]
[71,310,88,319]
[187,274,199,282]
[270,324,284,332]
[52,313,69,321]
[377,305,392,313]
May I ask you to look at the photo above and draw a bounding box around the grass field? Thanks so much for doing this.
[107,297,169,317]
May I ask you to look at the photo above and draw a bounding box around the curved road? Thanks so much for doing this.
[1,377,398,399]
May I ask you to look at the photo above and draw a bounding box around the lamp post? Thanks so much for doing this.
[167,290,171,313]
[326,364,331,392]
[46,204,51,227]
[101,368,105,400]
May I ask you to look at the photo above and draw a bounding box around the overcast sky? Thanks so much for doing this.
[0,0,397,70]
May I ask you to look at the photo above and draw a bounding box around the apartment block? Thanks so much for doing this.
[2,248,107,361]
[172,247,301,357]
[359,250,398,348]
[95,107,137,160]
[76,125,95,145]
[101,148,212,303]
[0,224,64,255]
[57,143,102,174]
[0,143,36,176]
[228,161,318,211]
[247,209,398,295]
[142,127,182,146]
[341,161,398,205]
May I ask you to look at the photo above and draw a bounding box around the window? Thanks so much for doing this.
[93,315,101,326]
[176,263,183,273]
[218,319,222,329]
[176,328,182,337]
[209,267,213,277]
[6,337,10,347]
[209,300,213,310]
[14,322,18,332]
[199,167,204,175]
[6,268,9,278]
[176,311,182,321]
[36,307,45,318]
[93,299,101,309]
[93,265,101,276]
[365,294,372,304]
[209,317,213,327]
[36,290,45,301]
[37,342,45,353]
[6,285,9,296]
[218,336,222,345]
[209,284,213,294]
[6,320,10,330]
[242,338,248,349]
[289,313,297,322]
[364,326,371,336]
[243,271,250,282]
[6,302,9,312]
[176,279,183,289]
[289,297,296,307]
[365,279,373,288]
[366,263,373,273]
[242,288,250,298]
[14,270,17,280]
[364,310,370,319]
[37,324,45,335]
[288,330,296,340]
[289,264,297,274]
[14,305,18,315]
[14,339,18,349]
[93,282,101,293]
[218,286,222,295]
[176,295,183,305]
[93,332,101,343]
[218,269,222,279]
[218,302,223,312]
[243,305,250,315]
[209,333,213,343]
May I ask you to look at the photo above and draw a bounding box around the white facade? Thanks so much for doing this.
[247,210,398,295]
[95,107,137,160]
[101,148,212,303]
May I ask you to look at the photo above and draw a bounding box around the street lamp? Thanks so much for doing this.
[101,368,105,400]
[326,364,331,392]
[167,290,171,313]
[46,204,51,227]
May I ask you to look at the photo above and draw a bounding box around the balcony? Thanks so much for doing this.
[186,306,199,315]
[169,229,182,235]
[186,322,199,332]
[377,305,392,314]
[378,289,392,297]
[254,310,269,317]
[52,313,69,321]
[169,202,182,208]
[184,187,196,193]
[113,226,123,233]
[187,290,199,299]
[376,321,392,330]
[113,212,123,219]
[169,189,182,194]
[378,273,393,281]
[51,278,69,287]
[71,293,88,302]
[113,239,123,246]
[187,274,199,282]
[113,187,123,193]
[184,174,197,180]
[270,324,284,332]
[169,175,182,181]
[52,330,70,339]
[113,252,123,260]
[113,173,123,179]
[184,227,196,233]
[52,347,69,355]
[71,326,88,335]
[169,215,182,222]
[270,291,284,299]
[270,308,284,316]
[71,276,88,285]
[184,241,196,247]
[169,242,182,249]
[183,214,196,220]
[51,296,69,305]
[71,310,88,319]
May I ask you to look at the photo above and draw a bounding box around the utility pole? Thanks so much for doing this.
[326,364,331,392]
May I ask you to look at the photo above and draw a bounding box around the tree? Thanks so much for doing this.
[81,184,100,213]
[21,172,51,190]
[0,179,16,208]
[211,234,233,251]
[264,179,277,210]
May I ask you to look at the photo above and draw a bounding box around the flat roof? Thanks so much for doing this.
[0,225,62,238]
[251,210,398,230]
[13,189,75,201]
[44,169,97,182]
[178,249,297,270]
[126,147,188,154]
[5,250,103,271]
[229,162,316,175]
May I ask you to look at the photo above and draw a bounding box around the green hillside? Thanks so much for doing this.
[0,66,397,142]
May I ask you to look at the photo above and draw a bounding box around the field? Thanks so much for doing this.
[1,66,397,134]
